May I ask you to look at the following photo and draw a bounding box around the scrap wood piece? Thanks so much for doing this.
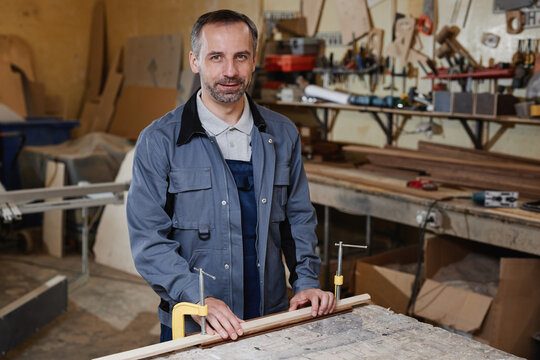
[0,34,36,81]
[301,0,326,37]
[83,0,106,103]
[0,60,27,118]
[335,0,372,44]
[89,48,124,133]
[385,16,416,67]
[275,17,308,37]
[93,294,371,360]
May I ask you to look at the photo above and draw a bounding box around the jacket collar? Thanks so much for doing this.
[176,89,266,146]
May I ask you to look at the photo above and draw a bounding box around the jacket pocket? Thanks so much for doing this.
[271,164,290,223]
[169,168,214,230]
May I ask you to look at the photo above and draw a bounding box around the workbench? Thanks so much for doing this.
[306,162,540,257]
[106,304,519,360]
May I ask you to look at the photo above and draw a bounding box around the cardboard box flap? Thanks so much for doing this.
[414,279,492,333]
[477,258,540,358]
[355,261,414,314]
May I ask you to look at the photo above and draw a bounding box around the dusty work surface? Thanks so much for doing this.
[154,305,519,360]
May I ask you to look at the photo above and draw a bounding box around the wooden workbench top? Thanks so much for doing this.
[157,305,519,360]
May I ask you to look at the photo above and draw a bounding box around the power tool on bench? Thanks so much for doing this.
[471,191,518,208]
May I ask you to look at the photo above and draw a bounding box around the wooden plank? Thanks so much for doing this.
[83,0,106,103]
[74,99,100,138]
[305,162,459,200]
[107,86,177,140]
[124,34,182,88]
[417,141,540,166]
[42,161,65,258]
[90,48,125,133]
[301,0,326,37]
[344,145,540,177]
[94,294,371,360]
[335,0,372,44]
[275,17,308,37]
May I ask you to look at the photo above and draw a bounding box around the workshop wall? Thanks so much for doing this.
[0,0,261,120]
[266,0,540,158]
[0,0,96,120]
[1,0,538,158]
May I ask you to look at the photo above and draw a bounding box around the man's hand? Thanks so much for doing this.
[191,297,244,340]
[288,288,336,317]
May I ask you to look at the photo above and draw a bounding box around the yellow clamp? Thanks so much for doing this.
[171,302,208,339]
[334,275,344,297]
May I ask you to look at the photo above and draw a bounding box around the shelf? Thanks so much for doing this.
[257,100,539,126]
[422,67,515,80]
[256,99,540,149]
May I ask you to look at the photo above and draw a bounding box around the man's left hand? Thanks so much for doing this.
[288,288,336,317]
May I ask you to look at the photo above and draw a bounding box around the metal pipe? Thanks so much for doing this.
[336,241,343,300]
[199,268,206,335]
[323,206,330,290]
[81,206,88,277]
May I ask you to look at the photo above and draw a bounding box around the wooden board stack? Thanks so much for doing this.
[342,142,540,199]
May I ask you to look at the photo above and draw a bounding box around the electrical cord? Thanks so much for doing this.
[406,198,439,316]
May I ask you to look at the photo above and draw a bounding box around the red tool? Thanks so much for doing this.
[407,179,438,191]
[417,14,433,35]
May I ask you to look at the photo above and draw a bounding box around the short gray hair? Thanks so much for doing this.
[191,9,258,59]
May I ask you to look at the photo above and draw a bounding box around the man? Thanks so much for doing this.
[127,9,335,343]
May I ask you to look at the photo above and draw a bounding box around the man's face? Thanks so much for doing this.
[190,22,256,104]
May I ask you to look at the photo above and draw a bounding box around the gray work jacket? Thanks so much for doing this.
[127,92,321,332]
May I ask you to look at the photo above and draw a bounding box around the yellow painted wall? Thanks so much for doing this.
[0,0,261,120]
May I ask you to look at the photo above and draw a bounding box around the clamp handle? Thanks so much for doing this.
[171,302,208,339]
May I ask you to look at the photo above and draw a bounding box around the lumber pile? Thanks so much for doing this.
[342,141,540,199]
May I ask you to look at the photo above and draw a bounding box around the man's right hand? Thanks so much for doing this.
[191,297,244,340]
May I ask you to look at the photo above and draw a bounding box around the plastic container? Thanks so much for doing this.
[0,117,79,189]
[265,55,316,72]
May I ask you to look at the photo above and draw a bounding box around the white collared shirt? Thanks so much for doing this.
[196,90,253,161]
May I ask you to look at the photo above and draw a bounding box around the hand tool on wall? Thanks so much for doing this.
[506,10,524,34]
[435,25,480,68]
[172,267,215,339]
[334,241,367,300]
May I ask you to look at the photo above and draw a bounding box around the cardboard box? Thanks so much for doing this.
[415,236,540,359]
[355,245,418,314]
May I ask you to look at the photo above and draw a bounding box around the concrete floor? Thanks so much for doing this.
[1,253,160,359]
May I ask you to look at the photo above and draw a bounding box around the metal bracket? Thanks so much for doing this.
[368,112,394,145]
[456,118,483,149]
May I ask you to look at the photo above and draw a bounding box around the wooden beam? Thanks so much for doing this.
[94,294,371,360]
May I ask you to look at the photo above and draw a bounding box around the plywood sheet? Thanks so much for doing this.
[83,0,106,103]
[302,0,326,37]
[107,86,177,140]
[42,161,66,258]
[0,34,35,81]
[335,0,372,44]
[124,34,182,89]
[94,149,138,276]
[0,61,26,118]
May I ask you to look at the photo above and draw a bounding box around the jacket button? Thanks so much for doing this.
[261,198,267,204]
[221,200,227,205]
[257,262,260,268]
[224,264,230,269]
[268,139,273,144]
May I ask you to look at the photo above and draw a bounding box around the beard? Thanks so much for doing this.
[203,75,248,103]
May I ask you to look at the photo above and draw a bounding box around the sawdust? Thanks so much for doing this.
[432,253,500,297]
